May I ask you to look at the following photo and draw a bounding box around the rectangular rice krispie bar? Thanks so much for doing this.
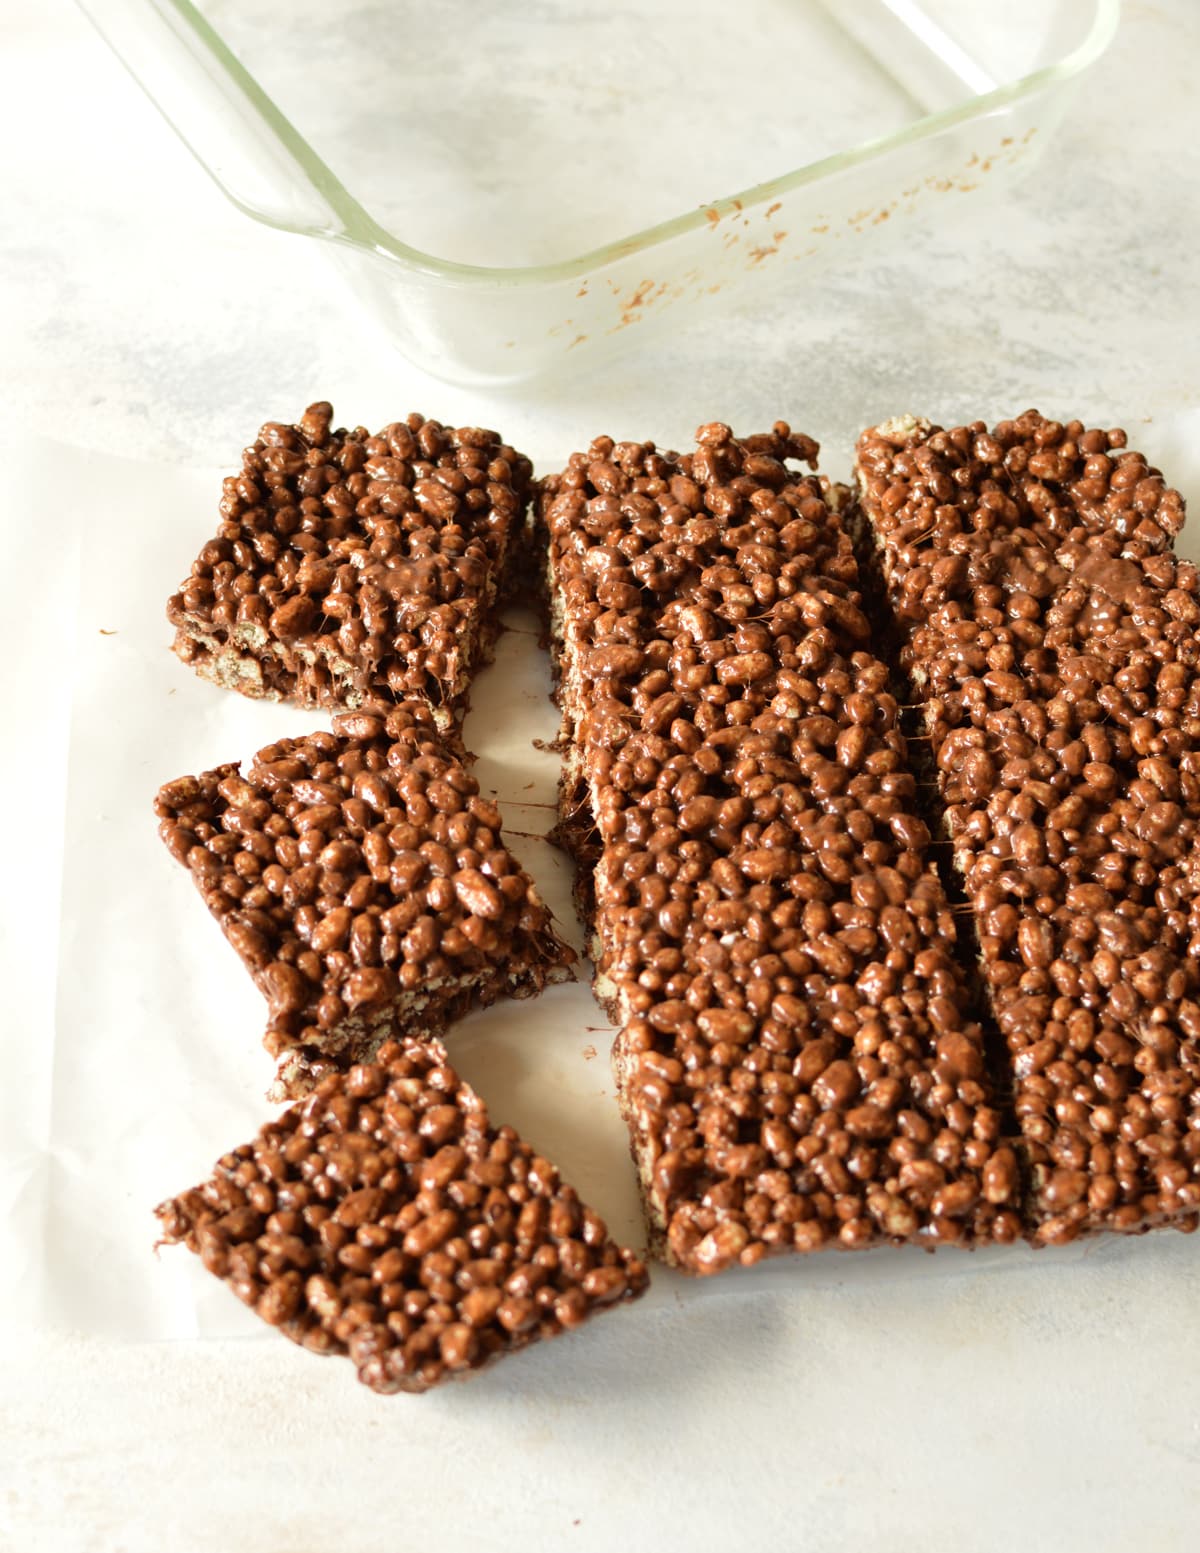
[540,423,1023,1273]
[855,411,1200,1243]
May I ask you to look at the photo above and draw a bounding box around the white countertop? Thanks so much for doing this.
[3,3,1200,1551]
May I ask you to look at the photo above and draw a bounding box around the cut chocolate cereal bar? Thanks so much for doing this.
[156,1039,648,1393]
[855,410,1200,1243]
[168,403,531,726]
[155,701,574,1099]
[540,424,1023,1273]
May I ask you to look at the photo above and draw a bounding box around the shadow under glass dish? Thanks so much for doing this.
[77,0,1119,382]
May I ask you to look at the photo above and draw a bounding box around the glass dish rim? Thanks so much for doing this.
[165,0,1122,286]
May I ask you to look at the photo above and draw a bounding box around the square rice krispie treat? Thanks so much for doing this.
[155,702,575,1098]
[156,1039,648,1393]
[168,402,531,726]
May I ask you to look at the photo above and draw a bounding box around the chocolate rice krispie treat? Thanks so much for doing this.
[541,424,1023,1273]
[157,1039,648,1393]
[155,701,574,1099]
[855,411,1200,1243]
[168,403,532,726]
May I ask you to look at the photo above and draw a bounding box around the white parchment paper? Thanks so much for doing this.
[4,416,1199,1342]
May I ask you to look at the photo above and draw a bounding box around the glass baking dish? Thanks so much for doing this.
[78,0,1119,385]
